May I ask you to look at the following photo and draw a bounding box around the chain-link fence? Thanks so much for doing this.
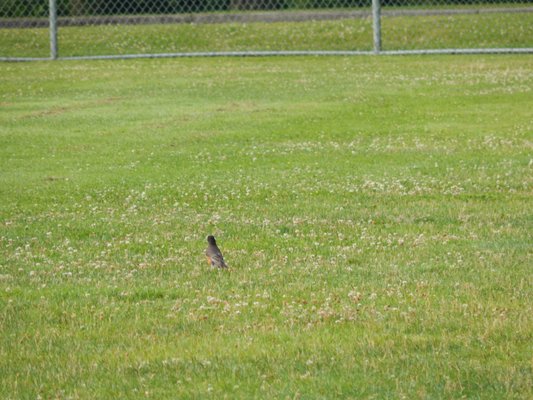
[1,0,532,60]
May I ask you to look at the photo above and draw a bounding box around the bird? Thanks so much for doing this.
[205,235,228,269]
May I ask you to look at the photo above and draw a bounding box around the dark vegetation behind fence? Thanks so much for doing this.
[1,0,528,17]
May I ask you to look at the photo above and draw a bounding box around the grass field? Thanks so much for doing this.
[1,55,532,398]
[1,11,532,58]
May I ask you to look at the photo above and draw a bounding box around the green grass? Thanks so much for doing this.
[1,55,532,399]
[1,11,532,57]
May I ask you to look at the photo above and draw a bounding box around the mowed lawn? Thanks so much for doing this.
[0,55,532,399]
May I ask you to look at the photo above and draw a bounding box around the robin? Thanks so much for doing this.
[205,235,228,269]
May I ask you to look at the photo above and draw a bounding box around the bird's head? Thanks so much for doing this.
[207,235,216,245]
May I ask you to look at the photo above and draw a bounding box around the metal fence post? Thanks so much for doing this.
[49,0,58,59]
[372,0,381,54]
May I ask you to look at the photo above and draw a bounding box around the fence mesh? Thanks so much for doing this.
[1,1,50,58]
[1,0,532,59]
[381,1,533,51]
